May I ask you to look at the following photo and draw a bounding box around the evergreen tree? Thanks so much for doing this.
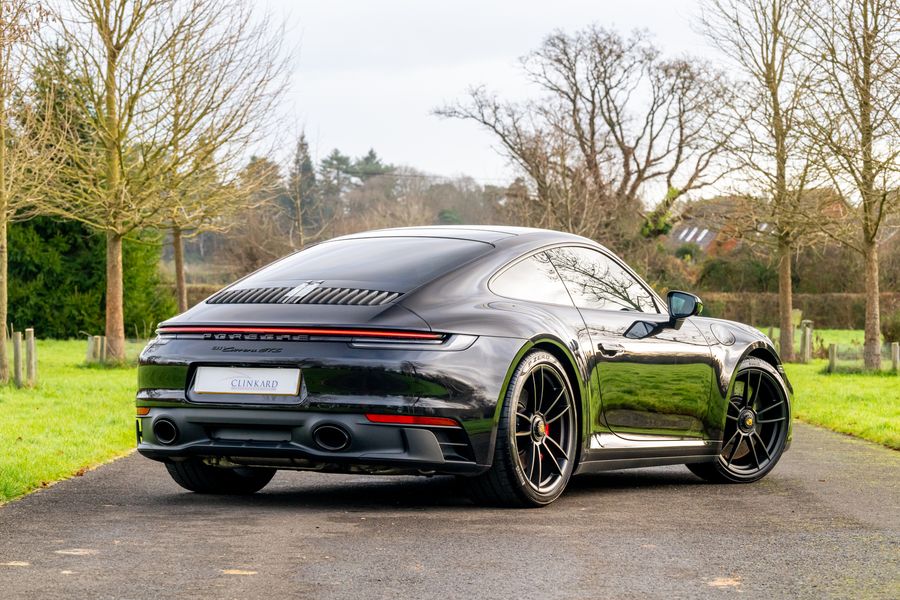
[286,133,320,246]
[351,149,393,181]
[318,149,352,220]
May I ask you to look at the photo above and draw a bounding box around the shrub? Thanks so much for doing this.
[881,310,900,343]
[9,217,176,338]
[675,243,701,262]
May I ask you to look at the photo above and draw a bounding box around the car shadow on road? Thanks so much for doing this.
[158,466,707,512]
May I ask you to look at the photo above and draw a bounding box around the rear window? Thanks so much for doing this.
[240,236,492,291]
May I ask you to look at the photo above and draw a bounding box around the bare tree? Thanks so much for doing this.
[215,156,293,274]
[0,0,53,383]
[161,0,287,312]
[799,0,900,369]
[437,26,736,253]
[43,0,286,358]
[701,0,823,361]
[38,0,188,361]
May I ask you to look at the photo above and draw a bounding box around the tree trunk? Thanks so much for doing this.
[105,232,126,363]
[173,226,188,313]
[862,241,881,370]
[0,56,7,384]
[0,216,7,384]
[777,239,794,362]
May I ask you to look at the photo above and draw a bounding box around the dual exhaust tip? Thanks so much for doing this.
[152,418,352,452]
[312,424,351,451]
[152,418,179,445]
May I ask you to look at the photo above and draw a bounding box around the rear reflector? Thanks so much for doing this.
[136,407,150,416]
[365,414,460,427]
[158,326,443,341]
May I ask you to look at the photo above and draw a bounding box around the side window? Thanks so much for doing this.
[547,247,657,313]
[491,252,573,306]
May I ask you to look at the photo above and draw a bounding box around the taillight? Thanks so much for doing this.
[365,414,460,427]
[157,325,444,341]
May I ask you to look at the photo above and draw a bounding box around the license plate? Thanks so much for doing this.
[193,366,301,396]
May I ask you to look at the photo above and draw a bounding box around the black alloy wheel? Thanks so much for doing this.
[689,357,790,483]
[465,350,577,507]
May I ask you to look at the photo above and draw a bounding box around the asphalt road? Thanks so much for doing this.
[0,422,897,600]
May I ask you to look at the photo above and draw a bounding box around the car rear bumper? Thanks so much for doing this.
[137,407,488,475]
[136,334,529,473]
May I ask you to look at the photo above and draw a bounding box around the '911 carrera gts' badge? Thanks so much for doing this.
[281,280,324,302]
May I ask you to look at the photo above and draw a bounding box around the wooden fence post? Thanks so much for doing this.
[799,320,813,363]
[827,344,837,373]
[892,342,899,373]
[806,322,814,362]
[12,331,23,388]
[99,336,107,364]
[86,335,95,363]
[25,328,36,386]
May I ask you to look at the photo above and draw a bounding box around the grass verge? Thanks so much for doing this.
[783,361,899,450]
[0,339,143,503]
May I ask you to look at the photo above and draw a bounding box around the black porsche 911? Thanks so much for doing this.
[136,226,792,507]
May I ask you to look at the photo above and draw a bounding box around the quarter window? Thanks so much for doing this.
[491,252,573,306]
[547,247,657,313]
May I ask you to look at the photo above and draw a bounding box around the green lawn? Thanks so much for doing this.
[0,339,143,503]
[760,327,870,350]
[762,328,898,449]
[784,361,899,450]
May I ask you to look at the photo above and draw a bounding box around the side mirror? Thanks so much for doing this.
[667,291,703,320]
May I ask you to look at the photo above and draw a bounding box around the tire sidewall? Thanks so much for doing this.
[502,350,577,505]
[714,357,791,483]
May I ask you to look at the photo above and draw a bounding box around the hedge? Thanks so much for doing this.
[699,292,900,329]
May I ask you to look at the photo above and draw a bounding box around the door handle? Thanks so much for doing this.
[598,342,625,356]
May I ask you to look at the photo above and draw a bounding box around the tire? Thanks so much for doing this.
[165,459,276,494]
[465,350,578,507]
[688,357,790,484]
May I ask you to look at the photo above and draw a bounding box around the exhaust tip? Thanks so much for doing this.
[153,418,179,445]
[312,424,351,452]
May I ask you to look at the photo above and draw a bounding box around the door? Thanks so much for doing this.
[547,246,713,440]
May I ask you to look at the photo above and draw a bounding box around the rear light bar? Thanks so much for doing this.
[157,326,443,341]
[365,414,460,427]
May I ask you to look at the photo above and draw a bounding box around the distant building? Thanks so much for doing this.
[666,189,855,257]
[665,197,743,256]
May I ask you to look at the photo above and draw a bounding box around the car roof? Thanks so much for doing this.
[332,225,593,245]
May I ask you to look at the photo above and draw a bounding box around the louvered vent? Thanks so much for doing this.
[207,286,401,306]
[207,287,292,304]
[290,287,401,306]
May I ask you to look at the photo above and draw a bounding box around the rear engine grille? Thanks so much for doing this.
[293,287,401,306]
[207,286,401,306]
[208,287,292,304]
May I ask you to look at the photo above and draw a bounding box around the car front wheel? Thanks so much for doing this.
[689,357,790,483]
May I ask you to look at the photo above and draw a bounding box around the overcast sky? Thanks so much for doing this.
[262,0,719,184]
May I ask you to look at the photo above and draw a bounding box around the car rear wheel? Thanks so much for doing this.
[688,357,790,483]
[165,459,276,494]
[465,350,577,507]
